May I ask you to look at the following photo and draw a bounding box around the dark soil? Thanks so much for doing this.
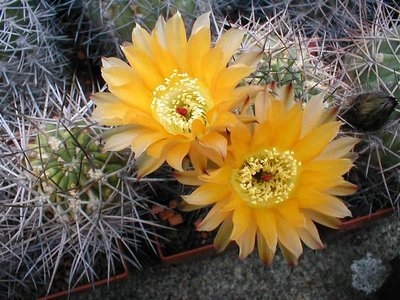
[148,177,217,257]
[157,207,216,257]
[345,166,398,219]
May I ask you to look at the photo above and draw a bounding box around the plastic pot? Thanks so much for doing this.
[155,232,219,265]
[339,207,395,232]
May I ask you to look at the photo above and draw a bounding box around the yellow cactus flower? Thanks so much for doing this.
[177,84,359,265]
[91,12,261,177]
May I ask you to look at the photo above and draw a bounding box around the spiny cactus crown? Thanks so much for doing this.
[28,124,125,222]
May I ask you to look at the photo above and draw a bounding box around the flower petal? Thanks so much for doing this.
[174,170,203,186]
[201,48,224,88]
[230,204,252,240]
[297,187,352,218]
[275,84,295,110]
[166,142,191,171]
[121,46,164,90]
[257,231,276,265]
[302,159,353,176]
[131,24,151,53]
[188,27,211,77]
[150,32,178,77]
[191,12,210,35]
[103,126,137,151]
[297,171,345,191]
[279,241,299,267]
[198,202,230,231]
[296,217,324,250]
[276,214,303,258]
[316,136,360,160]
[165,12,188,71]
[91,92,134,125]
[209,111,239,131]
[302,208,342,229]
[214,217,234,253]
[254,210,277,251]
[136,153,166,178]
[236,219,257,260]
[215,64,254,90]
[301,93,325,138]
[272,102,303,149]
[215,29,245,67]
[182,183,229,206]
[325,181,358,196]
[233,50,262,69]
[131,130,166,158]
[292,121,341,162]
[197,131,227,159]
[276,201,306,228]
[188,142,207,172]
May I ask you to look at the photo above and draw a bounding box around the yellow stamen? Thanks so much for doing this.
[232,148,301,208]
[151,70,210,134]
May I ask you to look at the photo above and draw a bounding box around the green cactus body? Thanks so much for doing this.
[85,0,197,41]
[132,0,197,30]
[345,26,400,101]
[0,0,37,57]
[86,0,136,41]
[369,125,400,169]
[28,125,125,222]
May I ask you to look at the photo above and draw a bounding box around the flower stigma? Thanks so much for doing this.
[232,148,301,208]
[151,70,210,135]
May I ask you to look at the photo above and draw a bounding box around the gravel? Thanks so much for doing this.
[71,215,400,300]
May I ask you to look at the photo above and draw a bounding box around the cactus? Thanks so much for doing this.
[256,34,332,98]
[0,81,156,296]
[367,121,400,171]
[59,0,200,65]
[248,0,378,38]
[0,0,69,133]
[233,9,345,101]
[342,2,400,107]
[27,123,126,223]
[338,2,400,213]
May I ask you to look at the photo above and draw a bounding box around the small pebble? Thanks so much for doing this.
[159,210,174,221]
[169,199,179,209]
[168,213,184,226]
[151,204,164,215]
